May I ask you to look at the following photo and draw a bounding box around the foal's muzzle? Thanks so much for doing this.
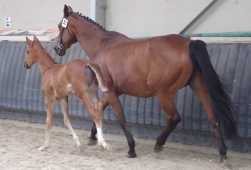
[54,44,66,56]
[24,61,31,69]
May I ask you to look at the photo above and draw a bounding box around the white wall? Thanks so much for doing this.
[106,0,251,38]
[0,0,90,30]
[191,0,251,34]
[1,0,251,38]
[106,0,212,38]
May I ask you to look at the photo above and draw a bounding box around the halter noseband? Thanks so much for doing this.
[58,13,74,52]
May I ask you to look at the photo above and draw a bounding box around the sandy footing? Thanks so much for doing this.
[0,119,250,170]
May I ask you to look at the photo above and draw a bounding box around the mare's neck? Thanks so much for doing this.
[70,15,111,60]
[36,47,56,76]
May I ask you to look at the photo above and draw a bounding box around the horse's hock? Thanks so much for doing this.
[0,40,250,153]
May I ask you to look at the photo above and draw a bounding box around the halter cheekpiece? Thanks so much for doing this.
[58,14,74,53]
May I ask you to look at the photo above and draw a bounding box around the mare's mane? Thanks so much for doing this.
[73,12,116,33]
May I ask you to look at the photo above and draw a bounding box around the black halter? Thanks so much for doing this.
[58,14,74,52]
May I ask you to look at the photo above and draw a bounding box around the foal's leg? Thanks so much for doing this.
[154,93,181,151]
[38,97,55,151]
[189,72,227,162]
[78,93,109,149]
[88,98,109,145]
[104,92,136,158]
[58,97,81,150]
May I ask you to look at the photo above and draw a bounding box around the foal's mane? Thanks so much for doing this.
[73,12,116,33]
[34,40,57,64]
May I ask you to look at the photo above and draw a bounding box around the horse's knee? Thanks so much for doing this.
[45,119,52,127]
[168,114,181,126]
[208,116,218,129]
[63,116,70,125]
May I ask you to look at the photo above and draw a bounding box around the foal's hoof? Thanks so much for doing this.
[126,152,137,158]
[87,138,98,146]
[154,145,163,152]
[101,143,111,151]
[80,144,85,152]
[38,146,48,151]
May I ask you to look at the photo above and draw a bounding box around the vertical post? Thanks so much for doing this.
[90,0,107,28]
[90,0,96,21]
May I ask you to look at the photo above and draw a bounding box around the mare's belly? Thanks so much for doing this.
[118,81,154,98]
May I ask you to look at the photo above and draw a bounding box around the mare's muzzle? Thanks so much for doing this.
[54,44,66,56]
[24,61,31,69]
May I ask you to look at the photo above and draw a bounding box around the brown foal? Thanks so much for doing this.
[24,36,109,151]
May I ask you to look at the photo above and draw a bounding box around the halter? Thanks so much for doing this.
[57,14,74,53]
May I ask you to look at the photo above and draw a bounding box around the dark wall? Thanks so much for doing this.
[0,41,250,152]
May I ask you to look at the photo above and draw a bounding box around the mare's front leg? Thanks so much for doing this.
[38,96,55,151]
[104,91,136,158]
[88,122,98,145]
[58,97,81,150]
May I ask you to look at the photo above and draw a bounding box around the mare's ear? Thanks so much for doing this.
[68,6,73,13]
[26,37,32,46]
[64,4,73,17]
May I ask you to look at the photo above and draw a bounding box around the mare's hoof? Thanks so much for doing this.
[87,138,98,146]
[220,154,228,163]
[154,145,163,152]
[126,152,137,158]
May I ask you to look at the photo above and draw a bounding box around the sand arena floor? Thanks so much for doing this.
[0,119,250,170]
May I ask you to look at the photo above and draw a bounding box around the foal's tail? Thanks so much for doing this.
[87,63,108,92]
[189,40,236,138]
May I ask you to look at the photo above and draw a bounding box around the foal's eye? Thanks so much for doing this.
[27,51,29,54]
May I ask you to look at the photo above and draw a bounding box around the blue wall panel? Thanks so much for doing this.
[0,41,250,152]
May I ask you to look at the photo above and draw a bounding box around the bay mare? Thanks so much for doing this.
[54,5,236,161]
[24,36,109,151]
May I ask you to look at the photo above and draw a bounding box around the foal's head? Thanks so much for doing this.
[24,36,39,69]
[54,5,78,56]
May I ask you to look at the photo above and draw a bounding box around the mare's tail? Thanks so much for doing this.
[189,40,236,138]
[87,63,108,92]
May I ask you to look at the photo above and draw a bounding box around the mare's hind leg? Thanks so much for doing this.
[58,97,81,150]
[38,97,55,151]
[154,93,181,151]
[104,91,136,158]
[189,72,227,162]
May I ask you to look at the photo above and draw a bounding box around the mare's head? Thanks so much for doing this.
[24,36,40,69]
[54,5,78,56]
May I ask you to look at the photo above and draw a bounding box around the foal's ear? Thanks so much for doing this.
[64,4,73,17]
[33,36,39,42]
[26,37,32,46]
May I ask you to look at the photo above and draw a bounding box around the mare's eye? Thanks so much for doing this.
[27,51,29,54]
